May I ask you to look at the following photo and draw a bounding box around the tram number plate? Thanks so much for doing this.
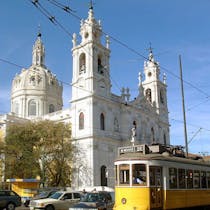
[119,145,145,154]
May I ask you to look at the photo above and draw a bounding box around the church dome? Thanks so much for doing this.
[11,33,63,118]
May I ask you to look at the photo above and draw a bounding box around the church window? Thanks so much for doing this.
[98,57,104,74]
[79,53,86,74]
[164,133,167,145]
[160,89,164,104]
[151,127,155,143]
[79,112,84,130]
[100,113,105,130]
[146,89,152,103]
[101,165,107,186]
[28,100,37,116]
[49,104,55,113]
[40,55,43,64]
[114,117,119,132]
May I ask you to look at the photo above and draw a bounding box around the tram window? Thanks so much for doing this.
[187,169,193,189]
[149,166,162,186]
[207,172,210,188]
[169,168,177,189]
[193,170,200,188]
[119,164,130,185]
[178,168,186,189]
[201,171,207,188]
[132,164,146,185]
[150,167,156,186]
[156,167,162,186]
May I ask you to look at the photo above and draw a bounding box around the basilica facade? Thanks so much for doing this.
[1,6,170,189]
[70,7,169,189]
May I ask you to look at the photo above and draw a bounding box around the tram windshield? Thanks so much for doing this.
[118,163,147,186]
[119,164,129,185]
[132,164,146,185]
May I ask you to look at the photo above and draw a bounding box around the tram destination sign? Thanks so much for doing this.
[118,144,149,155]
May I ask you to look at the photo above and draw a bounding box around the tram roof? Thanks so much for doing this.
[115,144,210,167]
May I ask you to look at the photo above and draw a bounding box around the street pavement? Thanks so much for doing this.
[17,205,29,210]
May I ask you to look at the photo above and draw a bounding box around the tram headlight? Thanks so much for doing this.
[121,197,127,204]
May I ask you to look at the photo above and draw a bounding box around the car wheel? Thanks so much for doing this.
[45,205,55,210]
[6,203,15,210]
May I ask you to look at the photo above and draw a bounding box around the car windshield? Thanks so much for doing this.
[38,191,49,197]
[81,193,102,202]
[49,192,62,199]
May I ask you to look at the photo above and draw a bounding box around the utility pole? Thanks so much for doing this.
[179,55,188,157]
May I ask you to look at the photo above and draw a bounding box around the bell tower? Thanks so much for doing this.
[70,5,114,189]
[71,5,111,101]
[142,48,168,120]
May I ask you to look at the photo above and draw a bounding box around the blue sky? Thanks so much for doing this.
[0,0,210,154]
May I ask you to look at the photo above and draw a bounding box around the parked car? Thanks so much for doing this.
[29,191,81,210]
[0,190,22,210]
[24,189,58,207]
[69,191,114,210]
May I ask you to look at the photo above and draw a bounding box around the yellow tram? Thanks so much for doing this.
[114,144,210,210]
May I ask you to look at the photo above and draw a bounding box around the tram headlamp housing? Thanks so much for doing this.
[121,197,127,204]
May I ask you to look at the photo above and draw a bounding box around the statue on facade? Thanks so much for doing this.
[131,126,137,146]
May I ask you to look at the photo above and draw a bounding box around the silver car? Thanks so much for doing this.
[29,191,81,210]
[69,191,114,210]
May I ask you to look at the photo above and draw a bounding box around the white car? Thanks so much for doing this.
[29,191,81,210]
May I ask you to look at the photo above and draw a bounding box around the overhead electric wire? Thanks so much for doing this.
[45,0,210,100]
[187,97,210,111]
[3,0,207,134]
[0,56,96,97]
[30,0,73,38]
[0,58,25,69]
[0,57,209,134]
[8,1,210,104]
[36,0,210,100]
[46,0,75,13]
[30,0,122,94]
[170,118,210,132]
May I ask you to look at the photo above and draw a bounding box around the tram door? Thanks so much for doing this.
[149,166,163,209]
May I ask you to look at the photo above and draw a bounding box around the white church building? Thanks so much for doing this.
[0,6,170,189]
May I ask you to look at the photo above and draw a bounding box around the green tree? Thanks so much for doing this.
[5,120,73,187]
[34,121,73,187]
[5,122,40,178]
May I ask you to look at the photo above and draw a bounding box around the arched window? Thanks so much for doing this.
[98,57,103,74]
[114,117,119,132]
[49,104,55,113]
[164,133,167,145]
[79,112,84,130]
[100,113,105,130]
[79,53,86,74]
[146,88,152,102]
[101,165,107,186]
[28,100,36,116]
[151,127,155,143]
[160,89,164,104]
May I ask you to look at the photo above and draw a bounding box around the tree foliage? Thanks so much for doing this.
[5,120,73,187]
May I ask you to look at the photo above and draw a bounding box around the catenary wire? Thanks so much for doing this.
[45,0,210,99]
[1,1,209,137]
